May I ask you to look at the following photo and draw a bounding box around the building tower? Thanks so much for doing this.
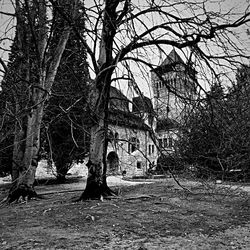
[151,49,197,122]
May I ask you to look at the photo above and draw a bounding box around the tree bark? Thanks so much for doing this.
[79,0,120,200]
[79,121,116,199]
[8,0,72,202]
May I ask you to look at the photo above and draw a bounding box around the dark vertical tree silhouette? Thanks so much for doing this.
[179,66,250,181]
[42,1,90,183]
[0,0,79,202]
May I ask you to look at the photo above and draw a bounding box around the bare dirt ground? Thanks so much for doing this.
[0,178,249,250]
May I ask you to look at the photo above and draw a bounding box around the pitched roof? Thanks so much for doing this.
[108,109,150,130]
[110,86,127,99]
[155,118,178,132]
[132,96,154,114]
[152,49,197,79]
[160,49,184,66]
[109,86,129,112]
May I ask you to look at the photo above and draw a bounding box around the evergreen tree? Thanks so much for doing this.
[0,0,77,202]
[42,0,91,182]
[179,69,250,181]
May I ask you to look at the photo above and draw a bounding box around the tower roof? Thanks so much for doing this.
[160,49,184,66]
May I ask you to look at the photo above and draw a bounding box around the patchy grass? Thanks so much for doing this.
[0,181,249,249]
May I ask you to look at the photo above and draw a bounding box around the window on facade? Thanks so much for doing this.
[149,144,155,155]
[158,138,163,148]
[137,161,142,169]
[174,78,177,87]
[128,137,140,153]
[166,106,170,113]
[169,137,173,147]
[163,138,168,148]
[114,132,119,142]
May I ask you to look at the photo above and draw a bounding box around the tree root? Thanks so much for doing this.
[75,183,117,202]
[6,184,44,204]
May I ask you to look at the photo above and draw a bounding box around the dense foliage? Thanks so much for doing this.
[0,1,90,181]
[179,66,250,181]
[41,1,91,182]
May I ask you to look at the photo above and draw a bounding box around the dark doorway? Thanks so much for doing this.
[107,151,119,174]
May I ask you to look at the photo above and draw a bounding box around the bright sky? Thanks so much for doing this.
[0,0,15,86]
[1,0,250,95]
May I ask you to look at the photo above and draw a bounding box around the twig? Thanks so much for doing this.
[169,171,193,193]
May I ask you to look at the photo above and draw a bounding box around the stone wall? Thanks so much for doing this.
[107,124,158,177]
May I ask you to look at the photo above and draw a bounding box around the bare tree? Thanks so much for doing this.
[2,0,250,201]
[0,0,80,202]
[62,0,250,200]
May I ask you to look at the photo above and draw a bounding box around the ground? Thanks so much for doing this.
[0,176,249,250]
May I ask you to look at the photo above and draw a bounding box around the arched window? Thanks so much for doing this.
[168,137,173,147]
[115,132,119,140]
[128,137,140,153]
[107,151,119,174]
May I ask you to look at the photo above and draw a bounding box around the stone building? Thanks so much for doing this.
[107,86,157,177]
[152,49,197,156]
[107,49,197,176]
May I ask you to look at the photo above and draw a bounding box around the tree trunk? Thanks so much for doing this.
[78,0,119,200]
[79,123,116,200]
[8,91,44,202]
[55,161,71,183]
[11,124,25,182]
[7,2,72,202]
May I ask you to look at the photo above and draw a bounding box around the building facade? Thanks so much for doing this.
[152,49,197,156]
[107,49,197,177]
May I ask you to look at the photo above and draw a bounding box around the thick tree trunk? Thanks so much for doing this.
[55,161,71,183]
[7,24,71,203]
[8,95,44,202]
[11,124,25,182]
[79,122,116,200]
[80,125,105,199]
[78,0,120,201]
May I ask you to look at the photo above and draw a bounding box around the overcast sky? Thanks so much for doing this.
[1,0,250,95]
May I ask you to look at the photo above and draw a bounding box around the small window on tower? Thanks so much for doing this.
[152,145,154,154]
[169,137,173,147]
[163,138,168,147]
[115,132,119,139]
[158,139,163,148]
[137,161,142,169]
[128,137,140,153]
[166,106,170,113]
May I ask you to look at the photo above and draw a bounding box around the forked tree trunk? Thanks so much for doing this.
[8,0,72,202]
